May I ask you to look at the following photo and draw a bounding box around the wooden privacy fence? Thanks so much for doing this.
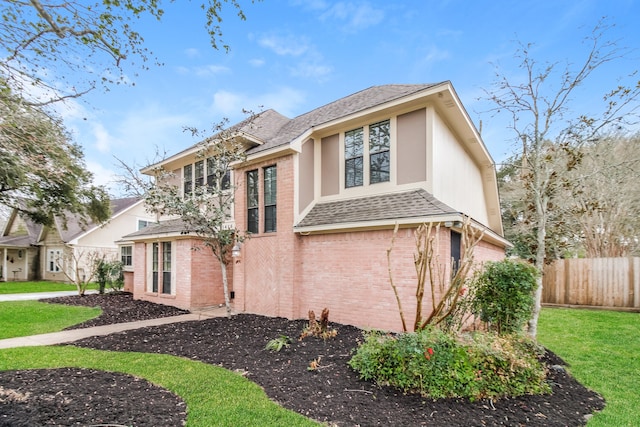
[543,257,640,309]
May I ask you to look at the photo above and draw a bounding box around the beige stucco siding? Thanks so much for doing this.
[77,202,153,248]
[299,138,315,213]
[321,134,340,196]
[431,110,489,225]
[397,108,427,185]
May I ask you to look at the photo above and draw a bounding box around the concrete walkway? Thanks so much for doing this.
[0,290,98,302]
[0,292,230,349]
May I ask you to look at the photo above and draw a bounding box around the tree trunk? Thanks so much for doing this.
[528,192,548,338]
[219,257,232,318]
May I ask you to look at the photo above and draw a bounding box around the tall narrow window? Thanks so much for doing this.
[47,249,61,272]
[162,242,172,294]
[369,120,390,183]
[247,169,259,233]
[345,127,364,188]
[121,246,133,267]
[152,243,159,292]
[183,164,193,196]
[207,157,231,191]
[194,160,204,188]
[264,165,277,232]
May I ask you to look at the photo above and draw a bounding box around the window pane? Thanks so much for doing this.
[265,206,277,233]
[345,157,363,188]
[183,164,193,195]
[369,120,390,154]
[345,128,363,158]
[248,208,259,234]
[264,166,277,206]
[195,160,204,187]
[370,151,390,183]
[247,170,258,208]
[264,165,277,232]
[370,120,390,184]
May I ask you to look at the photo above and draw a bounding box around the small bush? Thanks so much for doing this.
[348,328,549,400]
[265,335,290,352]
[300,308,337,340]
[470,259,539,334]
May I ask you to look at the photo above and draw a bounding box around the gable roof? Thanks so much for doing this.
[0,209,43,248]
[294,189,457,230]
[248,84,439,155]
[56,197,142,243]
[143,84,442,173]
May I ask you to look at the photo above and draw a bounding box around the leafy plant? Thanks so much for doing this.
[265,335,291,352]
[300,308,337,340]
[470,259,539,334]
[348,328,549,400]
[95,259,124,294]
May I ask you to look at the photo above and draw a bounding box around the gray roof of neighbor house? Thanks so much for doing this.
[295,189,458,229]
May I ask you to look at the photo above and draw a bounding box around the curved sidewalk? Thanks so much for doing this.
[0,307,229,349]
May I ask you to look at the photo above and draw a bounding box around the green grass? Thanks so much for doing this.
[0,280,99,294]
[538,307,640,426]
[0,301,101,339]
[0,346,318,427]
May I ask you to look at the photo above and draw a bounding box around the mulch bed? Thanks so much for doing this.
[0,293,604,426]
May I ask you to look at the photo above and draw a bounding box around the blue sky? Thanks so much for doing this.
[55,0,640,193]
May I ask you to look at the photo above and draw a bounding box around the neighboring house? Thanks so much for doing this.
[0,197,155,283]
[125,82,510,331]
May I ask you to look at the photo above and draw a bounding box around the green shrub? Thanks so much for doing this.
[348,328,549,400]
[470,259,539,334]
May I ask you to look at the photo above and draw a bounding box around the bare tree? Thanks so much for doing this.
[144,114,259,316]
[485,20,640,337]
[1,0,251,106]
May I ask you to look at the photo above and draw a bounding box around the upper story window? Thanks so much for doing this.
[194,160,204,188]
[247,169,259,234]
[369,120,390,184]
[138,219,151,230]
[345,128,364,188]
[344,119,391,188]
[264,165,277,233]
[183,164,193,196]
[207,157,231,191]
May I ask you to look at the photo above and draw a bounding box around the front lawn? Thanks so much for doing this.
[538,307,640,426]
[0,346,318,427]
[0,281,98,294]
[0,301,101,339]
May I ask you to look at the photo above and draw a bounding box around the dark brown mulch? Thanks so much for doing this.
[39,292,189,329]
[2,293,604,426]
[0,368,186,427]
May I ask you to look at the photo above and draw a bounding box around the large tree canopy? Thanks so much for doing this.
[0,0,249,105]
[0,83,110,225]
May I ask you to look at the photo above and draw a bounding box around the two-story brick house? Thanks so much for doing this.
[124,82,509,332]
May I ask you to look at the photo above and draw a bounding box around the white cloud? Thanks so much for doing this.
[320,2,384,31]
[210,87,307,119]
[258,33,310,56]
[249,58,266,67]
[290,62,333,80]
[184,48,200,58]
[86,159,117,190]
[92,122,117,153]
[194,64,231,77]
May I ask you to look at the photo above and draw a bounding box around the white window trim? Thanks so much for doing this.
[47,248,63,273]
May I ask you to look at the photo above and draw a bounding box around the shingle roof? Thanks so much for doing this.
[122,218,187,239]
[295,189,458,229]
[58,197,142,242]
[248,84,440,154]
